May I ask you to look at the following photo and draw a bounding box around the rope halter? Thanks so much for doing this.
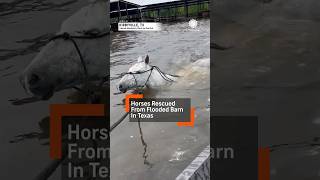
[49,31,109,82]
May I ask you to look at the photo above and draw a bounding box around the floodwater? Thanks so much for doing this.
[110,19,210,180]
[0,0,210,179]
[214,0,320,179]
[0,0,90,179]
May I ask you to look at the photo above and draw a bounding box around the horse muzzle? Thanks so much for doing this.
[118,84,127,93]
[20,73,55,100]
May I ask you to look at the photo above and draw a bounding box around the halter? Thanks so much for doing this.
[122,65,180,90]
[49,31,109,82]
[10,31,110,105]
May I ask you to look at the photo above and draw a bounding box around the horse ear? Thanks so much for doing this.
[145,55,149,64]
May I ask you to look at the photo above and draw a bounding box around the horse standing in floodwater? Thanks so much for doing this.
[118,55,179,93]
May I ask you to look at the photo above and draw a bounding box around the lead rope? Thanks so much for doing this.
[137,118,153,167]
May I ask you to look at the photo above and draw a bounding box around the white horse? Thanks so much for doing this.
[19,0,108,100]
[118,55,178,93]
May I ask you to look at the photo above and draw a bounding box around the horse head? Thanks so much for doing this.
[118,55,152,93]
[20,0,108,100]
[118,55,178,93]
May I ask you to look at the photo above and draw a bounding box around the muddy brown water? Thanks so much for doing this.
[110,19,210,180]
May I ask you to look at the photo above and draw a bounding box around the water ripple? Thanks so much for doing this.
[0,33,54,61]
[0,0,78,17]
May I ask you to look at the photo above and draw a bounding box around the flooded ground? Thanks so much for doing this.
[0,0,210,179]
[110,19,210,180]
[0,0,89,179]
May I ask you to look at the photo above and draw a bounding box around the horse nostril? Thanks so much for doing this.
[28,73,40,85]
[119,84,123,89]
